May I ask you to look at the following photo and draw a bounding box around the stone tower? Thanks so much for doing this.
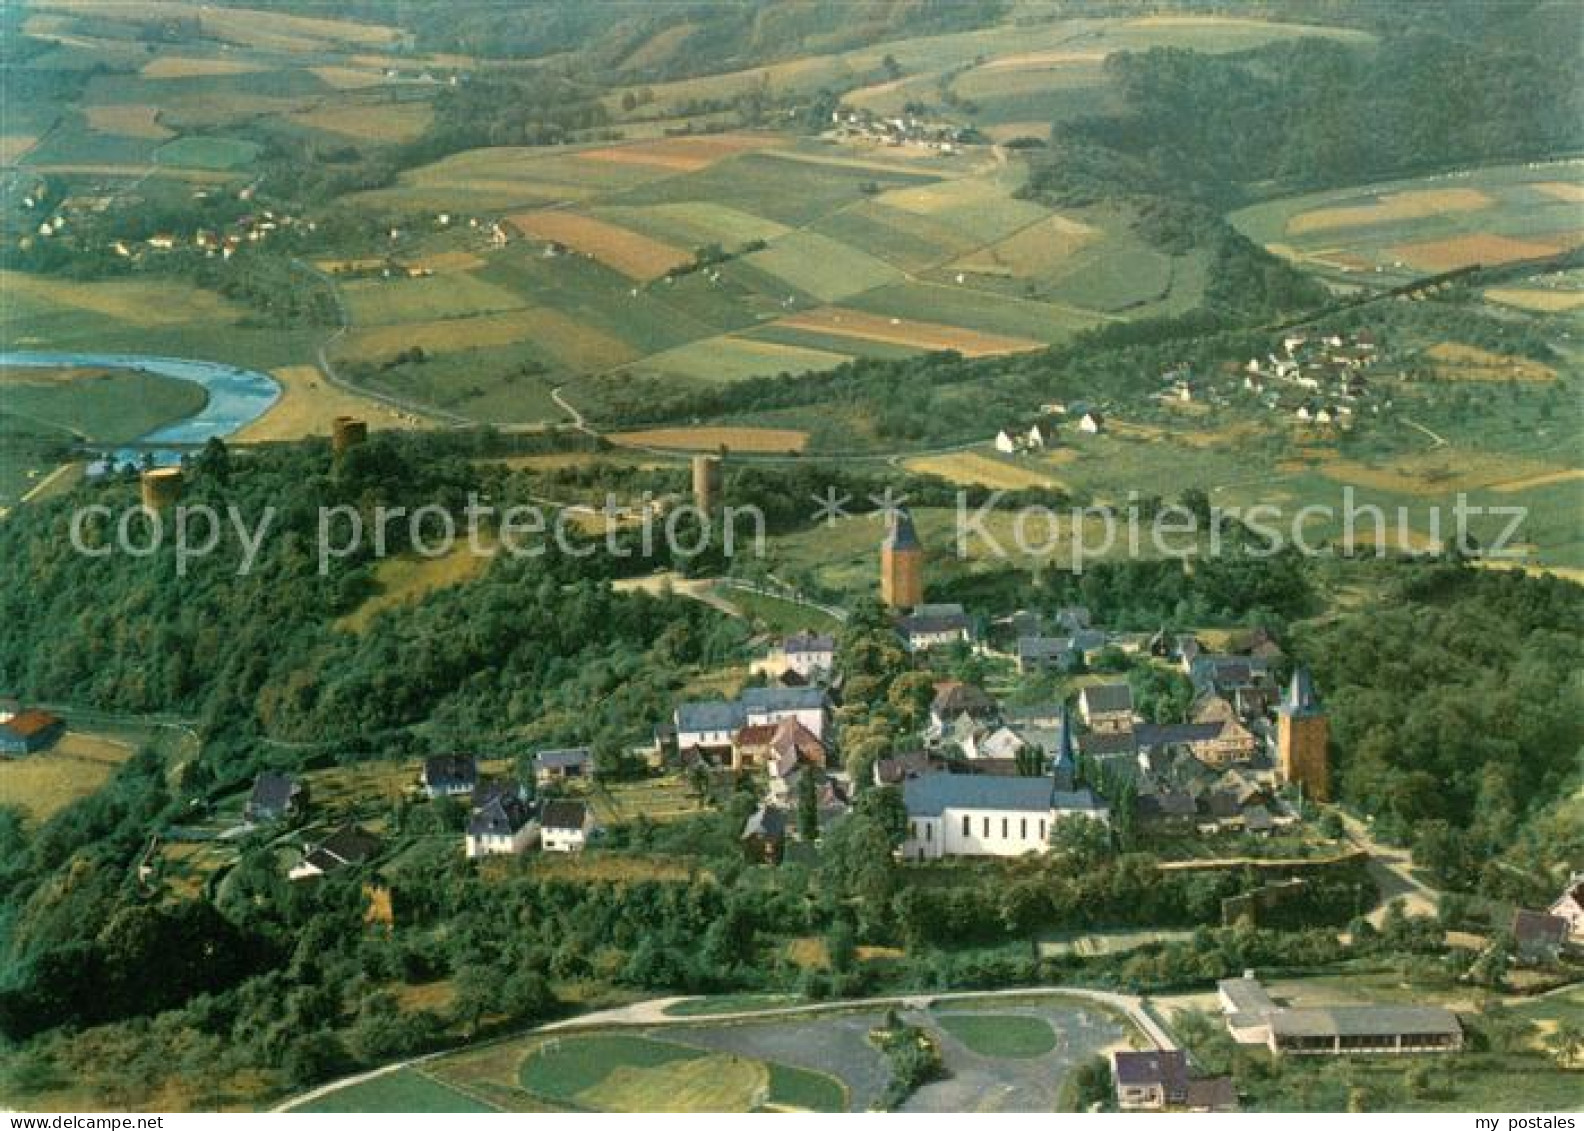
[881,508,923,609]
[332,416,368,457]
[1278,665,1330,802]
[139,466,182,512]
[692,453,722,515]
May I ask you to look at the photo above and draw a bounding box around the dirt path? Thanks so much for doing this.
[1338,808,1442,925]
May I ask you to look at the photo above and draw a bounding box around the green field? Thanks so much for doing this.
[933,1012,1059,1058]
[296,1068,498,1113]
[0,367,207,442]
[515,1032,845,1112]
[154,135,263,170]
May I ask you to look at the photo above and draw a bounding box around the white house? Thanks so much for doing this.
[1078,411,1105,434]
[1550,873,1584,941]
[994,428,1018,454]
[781,631,835,679]
[541,800,593,852]
[465,795,538,858]
[675,700,746,753]
[900,774,1108,860]
[897,603,971,652]
[741,686,830,741]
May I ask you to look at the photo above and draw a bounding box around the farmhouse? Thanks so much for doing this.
[897,603,971,652]
[741,686,830,740]
[1078,682,1135,733]
[675,700,746,756]
[1078,410,1105,434]
[246,771,306,823]
[780,631,835,679]
[466,793,538,858]
[1549,873,1584,941]
[541,799,594,853]
[1016,635,1075,673]
[994,424,1046,454]
[0,708,65,755]
[289,824,382,881]
[534,747,593,785]
[1511,909,1571,963]
[1112,1050,1188,1110]
[900,772,1107,860]
[420,754,477,798]
[1217,975,1462,1055]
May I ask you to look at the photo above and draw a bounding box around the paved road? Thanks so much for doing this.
[276,984,1173,1111]
[1338,807,1441,925]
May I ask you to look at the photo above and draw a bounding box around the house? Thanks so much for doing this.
[766,717,828,780]
[994,424,1047,454]
[289,823,381,880]
[466,794,538,858]
[741,686,830,740]
[246,771,306,823]
[1078,410,1105,434]
[1078,682,1135,733]
[900,772,1106,860]
[741,805,788,863]
[781,631,836,679]
[420,754,477,798]
[994,428,1019,454]
[534,747,593,785]
[540,799,593,852]
[1112,1050,1188,1110]
[0,708,64,755]
[1512,909,1570,963]
[675,700,746,755]
[1217,974,1461,1055]
[897,603,971,652]
[1016,635,1074,673]
[964,724,1025,763]
[928,681,999,735]
[874,749,935,786]
[732,723,779,770]
[1136,789,1199,834]
[1548,873,1584,941]
[1190,696,1260,764]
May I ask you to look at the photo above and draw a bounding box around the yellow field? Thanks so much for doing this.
[1390,232,1567,273]
[410,249,486,274]
[773,306,1043,357]
[905,450,1065,490]
[0,271,240,327]
[1489,468,1584,493]
[83,104,173,139]
[1287,188,1492,235]
[140,55,265,79]
[584,1054,766,1113]
[310,65,390,90]
[610,426,809,453]
[506,210,692,281]
[1535,181,1584,204]
[335,544,495,633]
[234,365,433,442]
[952,214,1097,278]
[337,312,532,361]
[1425,342,1556,382]
[292,101,434,144]
[511,309,635,371]
[1483,286,1584,312]
[0,135,38,163]
[0,731,133,824]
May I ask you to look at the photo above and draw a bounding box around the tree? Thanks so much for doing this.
[1544,1020,1583,1068]
[797,768,820,842]
[1048,814,1112,865]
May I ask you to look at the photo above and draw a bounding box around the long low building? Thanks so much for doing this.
[901,772,1107,860]
[1217,975,1461,1056]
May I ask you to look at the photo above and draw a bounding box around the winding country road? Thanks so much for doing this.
[275,984,1174,1112]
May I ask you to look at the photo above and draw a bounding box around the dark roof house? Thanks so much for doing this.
[246,771,305,823]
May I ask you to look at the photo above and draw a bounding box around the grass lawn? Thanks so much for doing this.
[154,135,262,170]
[932,1012,1058,1058]
[663,993,802,1017]
[296,1068,498,1113]
[517,1033,703,1105]
[715,586,843,634]
[765,1061,848,1112]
